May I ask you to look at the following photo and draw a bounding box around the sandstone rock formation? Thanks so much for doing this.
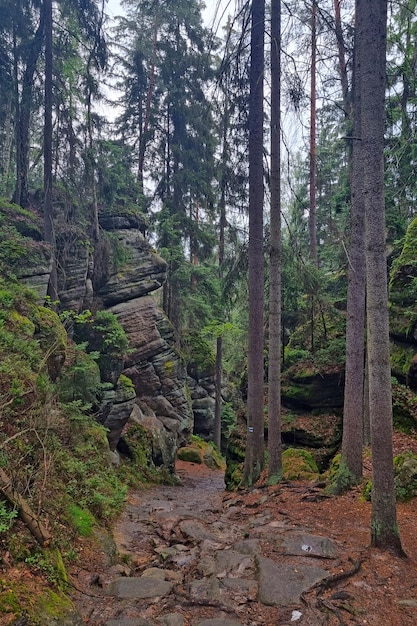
[19,207,193,472]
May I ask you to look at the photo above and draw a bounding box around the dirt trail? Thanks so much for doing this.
[70,461,417,626]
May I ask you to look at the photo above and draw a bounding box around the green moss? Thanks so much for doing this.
[66,504,96,537]
[282,448,319,480]
[33,589,73,621]
[390,216,417,305]
[362,453,417,502]
[393,452,417,501]
[224,460,243,491]
[177,446,203,464]
[0,588,20,614]
[326,455,360,494]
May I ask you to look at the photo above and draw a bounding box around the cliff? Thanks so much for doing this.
[13,203,193,472]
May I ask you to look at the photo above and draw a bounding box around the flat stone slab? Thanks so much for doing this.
[196,618,242,626]
[157,614,184,626]
[257,557,328,606]
[179,519,222,542]
[108,577,173,599]
[106,617,154,626]
[189,577,221,601]
[277,532,338,559]
[215,549,255,577]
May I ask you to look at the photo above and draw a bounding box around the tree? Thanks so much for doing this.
[268,0,283,483]
[358,0,404,554]
[43,0,58,303]
[241,0,265,487]
[336,2,366,490]
[309,0,318,267]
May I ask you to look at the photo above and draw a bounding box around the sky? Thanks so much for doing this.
[105,0,234,28]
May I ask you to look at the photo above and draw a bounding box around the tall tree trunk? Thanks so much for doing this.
[44,0,58,304]
[214,100,229,452]
[358,0,404,555]
[242,0,265,487]
[268,0,282,483]
[13,12,45,208]
[333,0,350,116]
[338,7,366,489]
[309,0,318,267]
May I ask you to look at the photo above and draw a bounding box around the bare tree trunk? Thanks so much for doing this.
[214,103,229,451]
[44,0,58,304]
[242,0,265,487]
[13,11,45,208]
[268,0,282,483]
[309,0,318,267]
[358,0,404,555]
[333,0,350,116]
[338,7,366,489]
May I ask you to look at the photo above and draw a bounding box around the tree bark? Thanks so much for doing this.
[43,0,58,304]
[0,468,52,547]
[268,0,282,483]
[339,6,366,488]
[309,0,318,267]
[13,10,45,208]
[242,0,265,487]
[358,0,404,555]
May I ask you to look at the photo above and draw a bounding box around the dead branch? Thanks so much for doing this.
[0,468,52,547]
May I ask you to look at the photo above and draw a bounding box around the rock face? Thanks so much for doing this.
[99,223,192,467]
[389,216,417,388]
[49,210,193,470]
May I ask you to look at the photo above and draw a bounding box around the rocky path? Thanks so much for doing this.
[70,462,354,626]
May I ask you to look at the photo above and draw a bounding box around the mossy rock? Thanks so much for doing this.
[390,216,417,306]
[177,446,203,464]
[224,460,243,491]
[282,448,320,480]
[392,382,417,432]
[394,452,417,501]
[363,452,417,502]
[32,589,80,624]
[203,445,225,470]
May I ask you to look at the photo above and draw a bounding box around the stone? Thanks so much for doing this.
[215,550,255,577]
[179,519,221,542]
[108,577,173,599]
[141,567,167,580]
[105,617,155,626]
[276,532,339,559]
[98,230,167,306]
[232,539,260,555]
[189,577,221,601]
[256,556,329,606]
[156,614,185,626]
[196,618,242,626]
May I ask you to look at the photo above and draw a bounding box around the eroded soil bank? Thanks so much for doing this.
[70,459,417,626]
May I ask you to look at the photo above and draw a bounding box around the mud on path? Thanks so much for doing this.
[70,460,417,626]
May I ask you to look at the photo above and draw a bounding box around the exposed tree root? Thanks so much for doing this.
[301,556,364,625]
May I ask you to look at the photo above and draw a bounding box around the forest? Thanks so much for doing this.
[2,0,417,622]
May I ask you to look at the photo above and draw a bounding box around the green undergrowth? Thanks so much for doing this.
[0,278,161,623]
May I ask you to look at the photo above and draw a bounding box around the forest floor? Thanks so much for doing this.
[66,430,417,626]
[2,432,417,625]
